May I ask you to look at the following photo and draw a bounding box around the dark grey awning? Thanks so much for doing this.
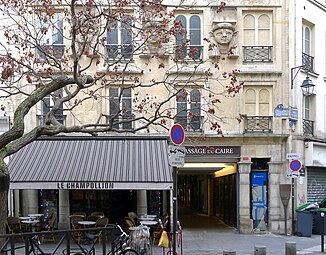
[8,137,172,190]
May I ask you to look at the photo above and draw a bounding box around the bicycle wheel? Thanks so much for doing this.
[122,248,139,255]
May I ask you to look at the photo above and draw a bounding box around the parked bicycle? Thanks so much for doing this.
[107,224,139,255]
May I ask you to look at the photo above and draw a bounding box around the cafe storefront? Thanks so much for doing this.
[8,136,173,229]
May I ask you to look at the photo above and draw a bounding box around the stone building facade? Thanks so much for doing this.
[4,0,326,234]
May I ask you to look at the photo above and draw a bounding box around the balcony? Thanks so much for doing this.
[243,46,272,63]
[106,115,133,130]
[37,114,66,125]
[175,45,203,61]
[302,53,314,73]
[303,119,314,136]
[106,44,133,60]
[175,116,203,132]
[244,116,272,133]
[39,45,65,60]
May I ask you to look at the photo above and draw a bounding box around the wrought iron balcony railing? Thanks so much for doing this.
[175,115,203,132]
[243,46,273,63]
[39,45,65,59]
[106,115,133,130]
[303,119,314,136]
[302,53,314,73]
[106,44,133,60]
[37,114,66,125]
[244,116,273,133]
[175,45,203,61]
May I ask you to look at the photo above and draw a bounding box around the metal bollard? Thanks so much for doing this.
[223,250,236,255]
[321,212,325,253]
[285,242,296,255]
[254,246,266,255]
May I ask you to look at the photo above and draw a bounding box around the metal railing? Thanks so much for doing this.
[0,225,119,255]
[302,53,314,73]
[37,114,66,125]
[174,45,203,61]
[175,115,203,132]
[39,45,65,60]
[105,115,133,130]
[244,116,273,133]
[105,44,133,60]
[243,46,273,62]
[303,119,314,136]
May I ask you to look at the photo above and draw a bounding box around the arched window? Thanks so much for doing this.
[176,89,201,131]
[243,13,271,45]
[175,14,202,60]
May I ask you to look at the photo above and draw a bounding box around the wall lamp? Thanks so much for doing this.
[291,65,315,96]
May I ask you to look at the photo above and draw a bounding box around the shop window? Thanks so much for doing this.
[39,190,59,228]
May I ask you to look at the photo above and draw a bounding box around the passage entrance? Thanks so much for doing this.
[177,163,237,228]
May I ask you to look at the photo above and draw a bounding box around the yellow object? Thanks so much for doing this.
[158,230,169,248]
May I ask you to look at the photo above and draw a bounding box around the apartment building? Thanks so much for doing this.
[4,0,326,234]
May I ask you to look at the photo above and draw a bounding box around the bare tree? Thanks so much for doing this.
[0,0,241,238]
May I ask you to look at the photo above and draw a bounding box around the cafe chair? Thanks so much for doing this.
[128,212,139,225]
[70,215,84,243]
[90,211,105,217]
[6,216,22,234]
[73,212,86,218]
[124,216,136,229]
[40,215,56,243]
[85,217,109,244]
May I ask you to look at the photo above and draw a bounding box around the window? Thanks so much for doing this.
[303,96,314,136]
[106,15,133,60]
[243,87,272,133]
[176,89,201,131]
[39,89,65,125]
[302,24,314,72]
[175,14,202,60]
[38,13,64,59]
[243,13,272,62]
[244,87,271,116]
[108,87,132,130]
[243,13,271,46]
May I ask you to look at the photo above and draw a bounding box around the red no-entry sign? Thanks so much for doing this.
[169,124,185,145]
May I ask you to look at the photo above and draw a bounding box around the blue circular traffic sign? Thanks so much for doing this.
[289,159,302,172]
[169,124,185,145]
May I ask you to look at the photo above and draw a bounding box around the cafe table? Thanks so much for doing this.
[28,213,43,220]
[139,220,158,226]
[78,221,96,227]
[21,219,40,232]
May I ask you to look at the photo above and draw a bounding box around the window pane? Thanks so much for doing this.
[245,89,256,103]
[259,89,270,115]
[176,15,187,45]
[259,103,269,116]
[190,15,200,45]
[53,14,63,45]
[258,30,270,45]
[244,30,255,45]
[42,95,51,115]
[258,15,270,29]
[244,15,255,29]
[107,20,118,44]
[303,27,310,54]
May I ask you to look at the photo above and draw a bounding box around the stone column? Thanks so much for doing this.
[238,161,253,233]
[58,190,70,229]
[22,190,38,215]
[137,190,147,215]
[268,161,284,234]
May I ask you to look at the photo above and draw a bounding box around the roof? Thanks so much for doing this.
[8,137,172,190]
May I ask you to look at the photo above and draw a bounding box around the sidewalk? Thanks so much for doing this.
[176,208,326,255]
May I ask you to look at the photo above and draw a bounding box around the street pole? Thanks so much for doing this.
[173,166,177,255]
[291,177,295,235]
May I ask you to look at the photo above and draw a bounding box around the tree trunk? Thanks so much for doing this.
[0,162,9,254]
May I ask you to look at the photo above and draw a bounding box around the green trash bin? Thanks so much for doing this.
[313,208,326,235]
[296,210,313,237]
